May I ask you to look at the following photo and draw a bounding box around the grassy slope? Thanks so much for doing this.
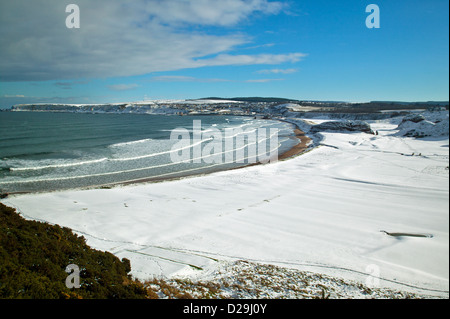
[0,203,156,299]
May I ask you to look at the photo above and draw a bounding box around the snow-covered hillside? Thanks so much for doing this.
[394,111,449,138]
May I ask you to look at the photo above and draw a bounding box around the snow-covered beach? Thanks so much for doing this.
[2,111,449,298]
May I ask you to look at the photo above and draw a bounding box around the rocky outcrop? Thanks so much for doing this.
[310,120,374,134]
[401,114,425,123]
[395,112,449,138]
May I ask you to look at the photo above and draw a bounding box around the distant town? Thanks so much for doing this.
[5,97,449,118]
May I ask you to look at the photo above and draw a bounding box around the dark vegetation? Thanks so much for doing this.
[201,97,449,112]
[0,203,157,299]
[199,97,301,103]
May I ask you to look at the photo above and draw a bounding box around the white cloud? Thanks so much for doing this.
[149,76,229,82]
[0,0,304,82]
[245,78,284,83]
[194,53,305,67]
[108,84,139,91]
[142,0,286,26]
[257,68,299,74]
[244,43,276,50]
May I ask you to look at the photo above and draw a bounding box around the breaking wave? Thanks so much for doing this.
[0,113,298,193]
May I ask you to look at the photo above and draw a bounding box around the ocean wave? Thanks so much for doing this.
[9,158,109,172]
[109,138,154,148]
[110,137,213,162]
[5,137,213,172]
[7,129,281,172]
[0,135,281,185]
[159,121,257,133]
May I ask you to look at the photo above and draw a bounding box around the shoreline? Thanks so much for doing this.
[111,123,312,188]
[88,120,312,189]
[277,127,311,160]
[3,120,313,195]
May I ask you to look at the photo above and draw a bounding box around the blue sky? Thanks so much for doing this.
[0,0,448,108]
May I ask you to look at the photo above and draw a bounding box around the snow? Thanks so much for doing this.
[394,111,449,138]
[2,112,449,298]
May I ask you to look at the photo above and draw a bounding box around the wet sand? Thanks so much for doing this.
[113,124,312,188]
[4,122,312,194]
[278,128,311,161]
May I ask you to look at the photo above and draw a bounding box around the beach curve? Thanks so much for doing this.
[1,117,448,298]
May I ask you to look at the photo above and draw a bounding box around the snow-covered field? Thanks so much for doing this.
[2,112,449,298]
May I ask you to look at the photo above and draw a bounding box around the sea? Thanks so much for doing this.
[0,112,298,193]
